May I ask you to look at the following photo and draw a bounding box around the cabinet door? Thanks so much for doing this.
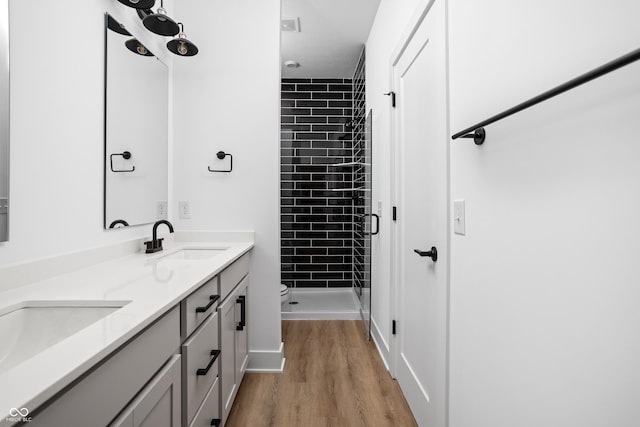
[110,354,181,427]
[235,277,249,385]
[218,293,237,425]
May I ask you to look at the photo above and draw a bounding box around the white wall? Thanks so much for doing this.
[2,0,281,368]
[367,0,640,424]
[172,0,282,368]
[365,0,424,366]
[448,1,640,426]
[0,0,172,267]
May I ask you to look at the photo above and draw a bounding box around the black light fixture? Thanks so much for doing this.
[142,0,179,36]
[116,0,156,9]
[167,23,198,57]
[107,15,131,36]
[125,38,154,56]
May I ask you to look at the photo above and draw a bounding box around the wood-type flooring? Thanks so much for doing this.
[226,320,418,427]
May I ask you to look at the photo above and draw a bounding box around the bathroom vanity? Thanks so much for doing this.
[0,232,253,427]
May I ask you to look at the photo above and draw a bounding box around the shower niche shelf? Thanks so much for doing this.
[330,187,370,192]
[329,161,370,167]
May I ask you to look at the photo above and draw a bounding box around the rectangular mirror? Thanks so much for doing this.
[0,0,9,242]
[104,14,168,229]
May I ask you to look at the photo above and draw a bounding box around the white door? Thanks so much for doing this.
[391,0,449,425]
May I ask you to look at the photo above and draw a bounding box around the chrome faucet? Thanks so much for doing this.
[144,220,174,253]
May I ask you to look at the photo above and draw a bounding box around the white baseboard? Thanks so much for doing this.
[371,317,391,372]
[246,342,286,372]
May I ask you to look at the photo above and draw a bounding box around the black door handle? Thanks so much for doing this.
[414,246,437,262]
[371,213,380,235]
[236,295,246,331]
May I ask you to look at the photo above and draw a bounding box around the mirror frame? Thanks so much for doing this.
[0,0,9,242]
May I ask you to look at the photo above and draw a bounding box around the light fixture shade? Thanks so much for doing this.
[143,7,180,36]
[167,33,198,56]
[107,15,131,36]
[125,38,154,56]
[116,0,156,9]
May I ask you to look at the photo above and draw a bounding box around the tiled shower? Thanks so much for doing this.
[280,48,370,324]
[280,78,355,289]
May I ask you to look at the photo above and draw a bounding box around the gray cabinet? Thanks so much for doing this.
[109,354,182,427]
[28,307,181,427]
[234,278,249,392]
[219,275,249,426]
[23,252,250,427]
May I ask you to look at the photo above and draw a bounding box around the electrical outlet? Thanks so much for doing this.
[156,201,168,219]
[178,201,191,219]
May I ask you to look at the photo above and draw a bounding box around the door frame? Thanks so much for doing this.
[388,0,451,401]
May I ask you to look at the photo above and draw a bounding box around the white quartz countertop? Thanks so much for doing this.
[0,232,254,423]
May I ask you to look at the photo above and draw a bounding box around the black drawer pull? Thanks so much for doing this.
[236,295,246,331]
[196,350,221,376]
[195,295,220,313]
[211,419,221,427]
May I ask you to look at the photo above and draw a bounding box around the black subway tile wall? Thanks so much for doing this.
[281,78,353,288]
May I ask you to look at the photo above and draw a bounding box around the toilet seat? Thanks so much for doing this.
[280,284,290,304]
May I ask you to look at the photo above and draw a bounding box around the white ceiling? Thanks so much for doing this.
[281,0,381,78]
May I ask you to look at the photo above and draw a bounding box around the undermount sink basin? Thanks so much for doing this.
[159,248,228,261]
[0,300,130,374]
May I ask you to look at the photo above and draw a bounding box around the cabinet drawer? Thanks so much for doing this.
[220,253,249,300]
[182,311,220,425]
[29,307,180,427]
[188,378,220,427]
[182,275,219,338]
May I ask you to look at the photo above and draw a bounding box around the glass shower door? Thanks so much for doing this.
[354,110,373,339]
[362,110,373,338]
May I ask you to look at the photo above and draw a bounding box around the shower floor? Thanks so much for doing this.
[281,288,360,320]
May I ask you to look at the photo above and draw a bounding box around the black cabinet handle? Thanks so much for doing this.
[414,246,438,262]
[109,151,135,173]
[236,295,246,331]
[211,419,221,427]
[195,295,220,313]
[196,350,221,376]
[371,213,380,235]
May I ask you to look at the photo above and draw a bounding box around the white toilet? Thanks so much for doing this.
[280,284,290,304]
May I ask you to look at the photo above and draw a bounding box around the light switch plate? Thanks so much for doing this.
[453,199,465,235]
[377,200,383,216]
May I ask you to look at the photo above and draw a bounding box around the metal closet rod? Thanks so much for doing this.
[451,46,640,144]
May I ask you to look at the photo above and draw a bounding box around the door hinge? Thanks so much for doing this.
[384,91,396,108]
[392,206,397,221]
[392,320,397,335]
